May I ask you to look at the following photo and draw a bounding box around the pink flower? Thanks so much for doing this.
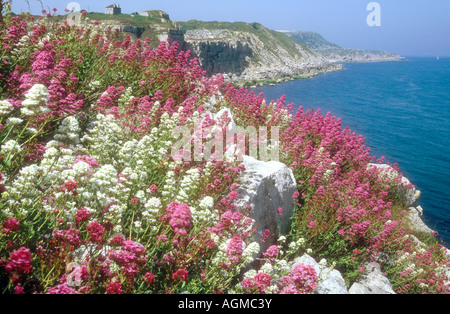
[2,217,20,234]
[75,208,91,223]
[106,281,123,294]
[46,283,80,294]
[143,272,155,285]
[149,185,158,193]
[14,284,25,294]
[263,245,279,262]
[86,221,105,243]
[5,247,33,276]
[242,278,255,290]
[156,234,168,242]
[169,203,192,236]
[226,236,243,262]
[130,197,139,204]
[64,180,78,191]
[254,272,272,293]
[172,269,189,282]
[109,235,124,246]
[279,264,318,294]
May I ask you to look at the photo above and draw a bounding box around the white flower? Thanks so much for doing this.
[199,196,214,210]
[275,260,290,273]
[0,100,13,115]
[72,161,91,177]
[243,242,260,260]
[135,190,146,201]
[54,116,81,144]
[6,117,23,125]
[1,140,22,154]
[260,263,274,274]
[243,269,257,279]
[21,84,49,116]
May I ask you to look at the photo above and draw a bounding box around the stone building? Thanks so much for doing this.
[105,4,121,15]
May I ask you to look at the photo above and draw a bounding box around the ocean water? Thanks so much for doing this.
[253,57,450,245]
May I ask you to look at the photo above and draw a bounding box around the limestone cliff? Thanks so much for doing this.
[179,21,341,84]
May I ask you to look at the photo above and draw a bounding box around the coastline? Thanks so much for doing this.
[232,63,344,88]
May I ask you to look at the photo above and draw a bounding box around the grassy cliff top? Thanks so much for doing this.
[86,12,174,28]
[179,20,314,58]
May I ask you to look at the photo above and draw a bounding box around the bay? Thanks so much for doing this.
[253,57,450,245]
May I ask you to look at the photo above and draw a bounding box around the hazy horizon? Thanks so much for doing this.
[10,0,450,57]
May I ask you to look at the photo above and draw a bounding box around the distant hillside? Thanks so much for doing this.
[280,31,405,63]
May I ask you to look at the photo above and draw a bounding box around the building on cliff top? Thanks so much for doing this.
[105,4,121,15]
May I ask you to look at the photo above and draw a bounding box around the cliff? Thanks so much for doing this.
[280,31,405,63]
[81,12,404,84]
[179,21,341,85]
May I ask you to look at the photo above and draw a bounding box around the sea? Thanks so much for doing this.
[253,57,450,246]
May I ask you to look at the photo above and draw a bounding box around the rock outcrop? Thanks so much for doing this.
[235,155,297,254]
[349,263,396,294]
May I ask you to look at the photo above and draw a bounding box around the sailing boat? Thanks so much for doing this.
[437,56,440,60]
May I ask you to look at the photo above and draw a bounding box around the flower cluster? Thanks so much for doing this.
[0,11,448,295]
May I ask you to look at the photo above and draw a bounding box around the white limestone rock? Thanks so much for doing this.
[235,155,297,254]
[349,262,396,294]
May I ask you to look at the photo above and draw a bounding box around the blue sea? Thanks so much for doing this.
[253,57,450,245]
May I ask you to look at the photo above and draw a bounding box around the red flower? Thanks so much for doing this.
[106,281,123,294]
[143,272,155,285]
[172,269,189,282]
[109,235,124,246]
[2,217,20,234]
[75,208,91,223]
[5,247,33,276]
[86,221,105,243]
[130,198,139,204]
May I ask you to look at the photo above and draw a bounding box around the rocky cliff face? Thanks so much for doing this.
[179,24,341,84]
[184,34,253,77]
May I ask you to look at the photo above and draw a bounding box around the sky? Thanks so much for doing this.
[10,0,450,57]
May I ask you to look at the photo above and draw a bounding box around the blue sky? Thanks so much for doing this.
[11,0,450,57]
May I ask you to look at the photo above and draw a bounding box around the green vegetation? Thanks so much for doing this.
[179,20,313,58]
[86,12,173,28]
